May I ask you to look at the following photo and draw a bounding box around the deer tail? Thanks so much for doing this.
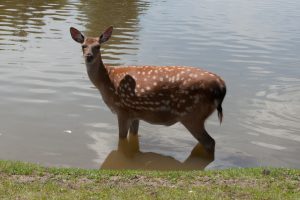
[215,86,226,125]
[217,104,223,124]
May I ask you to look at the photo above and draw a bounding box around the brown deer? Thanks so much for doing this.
[70,26,226,153]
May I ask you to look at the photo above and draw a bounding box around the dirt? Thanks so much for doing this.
[0,172,284,190]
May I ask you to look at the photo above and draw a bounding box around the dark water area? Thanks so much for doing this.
[0,0,299,169]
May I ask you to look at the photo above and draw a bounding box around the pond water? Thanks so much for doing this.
[0,0,299,169]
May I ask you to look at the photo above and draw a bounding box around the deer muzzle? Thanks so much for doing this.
[85,53,94,63]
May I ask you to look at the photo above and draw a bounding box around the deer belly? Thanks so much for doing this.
[133,110,179,126]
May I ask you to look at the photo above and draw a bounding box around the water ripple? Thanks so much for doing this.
[0,0,299,169]
[242,77,300,142]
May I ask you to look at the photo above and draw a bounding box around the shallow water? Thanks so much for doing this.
[0,0,299,169]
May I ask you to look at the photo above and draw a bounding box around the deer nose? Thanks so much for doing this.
[85,53,94,62]
[86,53,93,58]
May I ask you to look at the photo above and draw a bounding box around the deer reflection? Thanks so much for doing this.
[100,134,214,170]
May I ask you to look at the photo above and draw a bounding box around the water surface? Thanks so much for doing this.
[0,0,299,169]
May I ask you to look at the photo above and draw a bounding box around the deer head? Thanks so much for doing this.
[70,26,113,64]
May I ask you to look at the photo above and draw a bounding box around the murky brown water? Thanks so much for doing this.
[0,0,299,169]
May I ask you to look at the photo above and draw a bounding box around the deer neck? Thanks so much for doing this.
[85,54,115,99]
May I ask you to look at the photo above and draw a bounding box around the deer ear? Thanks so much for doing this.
[70,27,85,43]
[99,26,113,44]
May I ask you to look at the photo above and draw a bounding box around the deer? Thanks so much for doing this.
[70,26,226,154]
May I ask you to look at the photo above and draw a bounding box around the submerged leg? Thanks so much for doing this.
[117,127,140,158]
[129,120,139,135]
[181,120,215,153]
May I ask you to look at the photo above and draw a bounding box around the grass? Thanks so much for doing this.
[0,160,299,199]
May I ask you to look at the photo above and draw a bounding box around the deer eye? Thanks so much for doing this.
[82,45,87,49]
[94,45,100,49]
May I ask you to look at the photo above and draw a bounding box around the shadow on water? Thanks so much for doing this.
[101,134,214,170]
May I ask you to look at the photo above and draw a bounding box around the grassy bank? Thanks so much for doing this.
[0,160,299,199]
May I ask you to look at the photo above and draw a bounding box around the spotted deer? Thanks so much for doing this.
[70,26,226,153]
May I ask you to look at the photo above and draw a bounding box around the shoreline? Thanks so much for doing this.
[0,160,299,199]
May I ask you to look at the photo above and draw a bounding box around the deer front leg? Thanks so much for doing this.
[129,120,139,135]
[117,132,140,158]
[117,114,131,139]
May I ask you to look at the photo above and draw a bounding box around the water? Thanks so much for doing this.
[0,0,299,169]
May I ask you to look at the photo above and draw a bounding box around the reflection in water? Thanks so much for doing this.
[0,0,68,49]
[79,0,149,34]
[78,0,150,65]
[101,134,213,170]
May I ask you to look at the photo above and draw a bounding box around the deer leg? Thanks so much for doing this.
[128,132,140,153]
[181,121,215,153]
[202,129,215,153]
[129,120,139,135]
[117,128,140,158]
[117,115,131,139]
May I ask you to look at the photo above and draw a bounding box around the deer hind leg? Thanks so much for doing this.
[129,120,139,135]
[181,120,215,154]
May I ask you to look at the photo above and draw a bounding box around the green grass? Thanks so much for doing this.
[0,160,299,199]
